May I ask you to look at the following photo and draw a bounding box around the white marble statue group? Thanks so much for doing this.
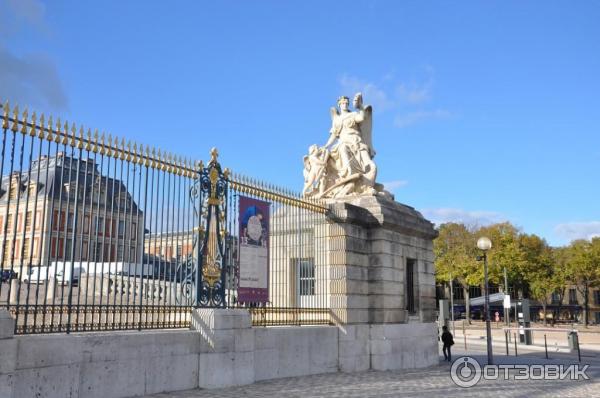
[303,93,387,199]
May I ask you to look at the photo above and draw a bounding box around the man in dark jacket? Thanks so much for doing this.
[441,325,454,362]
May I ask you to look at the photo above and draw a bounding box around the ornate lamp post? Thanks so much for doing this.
[477,236,494,365]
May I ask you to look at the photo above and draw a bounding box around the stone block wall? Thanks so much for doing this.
[0,309,439,397]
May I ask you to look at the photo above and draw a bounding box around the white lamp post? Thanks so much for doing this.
[477,236,494,365]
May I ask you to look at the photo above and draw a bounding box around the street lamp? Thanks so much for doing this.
[477,236,494,365]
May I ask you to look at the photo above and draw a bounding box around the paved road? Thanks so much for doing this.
[144,344,600,398]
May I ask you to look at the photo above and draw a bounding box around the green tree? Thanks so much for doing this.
[434,223,480,323]
[566,238,600,327]
[550,247,570,324]
[519,234,555,325]
[476,222,526,296]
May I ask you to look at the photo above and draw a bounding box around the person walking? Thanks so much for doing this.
[441,325,454,362]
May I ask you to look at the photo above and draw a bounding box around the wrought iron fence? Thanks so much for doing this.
[0,101,333,334]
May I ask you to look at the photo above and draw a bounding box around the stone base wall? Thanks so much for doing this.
[0,309,438,397]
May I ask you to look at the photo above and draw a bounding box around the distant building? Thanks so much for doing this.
[0,153,143,276]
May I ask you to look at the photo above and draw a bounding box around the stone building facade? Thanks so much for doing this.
[0,153,143,276]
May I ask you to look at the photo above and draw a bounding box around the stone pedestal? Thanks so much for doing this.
[327,195,438,325]
[0,309,16,398]
[191,308,254,389]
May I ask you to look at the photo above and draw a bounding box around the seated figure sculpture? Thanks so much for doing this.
[303,93,389,199]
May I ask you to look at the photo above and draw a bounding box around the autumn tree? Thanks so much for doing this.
[566,238,600,327]
[434,223,479,323]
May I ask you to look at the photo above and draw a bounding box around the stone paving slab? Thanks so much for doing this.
[143,360,599,398]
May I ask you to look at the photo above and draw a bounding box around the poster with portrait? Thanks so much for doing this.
[238,196,270,303]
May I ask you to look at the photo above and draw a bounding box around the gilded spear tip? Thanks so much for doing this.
[38,114,45,139]
[30,111,37,137]
[20,109,28,134]
[69,123,76,146]
[11,104,19,132]
[1,100,8,130]
[77,126,84,149]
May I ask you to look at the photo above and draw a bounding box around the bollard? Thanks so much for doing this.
[505,330,509,355]
[544,334,548,359]
[9,279,19,304]
[463,320,467,350]
[514,333,518,356]
[576,332,581,362]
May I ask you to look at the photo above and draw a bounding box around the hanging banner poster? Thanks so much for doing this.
[238,196,270,303]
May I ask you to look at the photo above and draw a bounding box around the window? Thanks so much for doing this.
[9,182,18,200]
[118,220,125,237]
[94,216,104,235]
[117,244,124,261]
[131,222,137,240]
[28,183,36,196]
[297,259,315,296]
[406,258,417,314]
[2,241,10,264]
[81,240,88,261]
[53,210,65,231]
[25,211,33,231]
[65,240,73,260]
[83,215,90,234]
[7,214,13,232]
[95,243,103,261]
[551,292,561,305]
[129,247,137,263]
[67,212,74,232]
[594,290,600,306]
[569,288,578,305]
[23,238,30,260]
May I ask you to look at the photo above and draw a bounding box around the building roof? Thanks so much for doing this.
[0,153,142,214]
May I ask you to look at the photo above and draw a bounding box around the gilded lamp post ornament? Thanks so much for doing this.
[303,93,391,199]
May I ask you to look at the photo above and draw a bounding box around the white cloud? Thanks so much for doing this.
[338,74,394,112]
[554,222,600,242]
[337,68,451,129]
[422,208,506,227]
[382,180,408,191]
[0,0,65,109]
[0,47,68,109]
[393,109,451,128]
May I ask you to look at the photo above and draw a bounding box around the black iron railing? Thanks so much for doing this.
[0,101,332,334]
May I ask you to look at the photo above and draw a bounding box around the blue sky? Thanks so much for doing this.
[1,1,599,246]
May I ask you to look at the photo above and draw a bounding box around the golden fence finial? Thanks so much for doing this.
[92,129,99,153]
[46,115,53,141]
[78,126,84,149]
[126,141,132,162]
[130,142,136,163]
[61,120,69,145]
[38,114,45,139]
[20,109,28,134]
[162,150,168,172]
[106,133,112,156]
[99,132,106,155]
[118,137,125,160]
[144,145,151,167]
[2,100,8,130]
[53,117,61,143]
[11,104,19,132]
[85,129,92,151]
[138,142,144,165]
[30,112,37,137]
[210,147,219,164]
[69,123,76,147]
[156,148,162,170]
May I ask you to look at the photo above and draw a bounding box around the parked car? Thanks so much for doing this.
[1,269,18,283]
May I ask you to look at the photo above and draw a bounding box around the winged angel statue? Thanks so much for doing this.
[303,93,388,199]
